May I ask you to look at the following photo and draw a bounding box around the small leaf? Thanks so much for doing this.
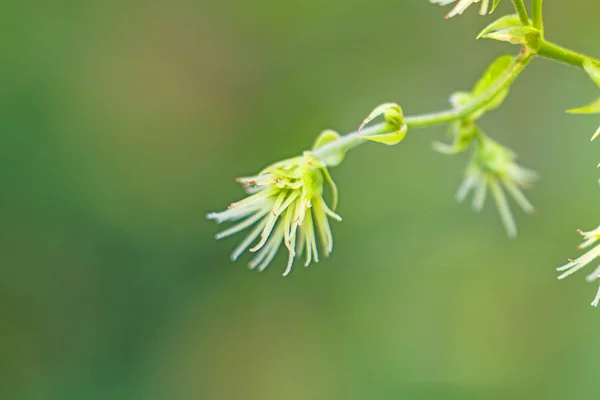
[362,124,408,146]
[358,103,408,146]
[477,15,523,39]
[567,98,600,115]
[358,103,402,132]
[312,129,346,167]
[481,26,541,49]
[469,55,514,117]
[473,55,514,95]
[583,61,600,88]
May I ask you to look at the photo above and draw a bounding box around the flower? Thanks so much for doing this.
[431,0,500,19]
[456,136,537,238]
[557,226,600,307]
[207,152,341,276]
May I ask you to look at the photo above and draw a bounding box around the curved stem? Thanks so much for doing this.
[314,49,534,162]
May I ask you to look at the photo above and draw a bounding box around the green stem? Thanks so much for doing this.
[512,0,530,26]
[538,40,600,67]
[532,0,544,31]
[314,50,534,162]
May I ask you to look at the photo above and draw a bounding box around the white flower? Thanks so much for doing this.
[557,226,600,307]
[456,137,537,238]
[431,0,499,19]
[207,152,341,276]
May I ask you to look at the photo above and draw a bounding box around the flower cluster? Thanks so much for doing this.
[454,135,537,238]
[207,152,341,276]
[431,0,500,19]
[557,226,600,307]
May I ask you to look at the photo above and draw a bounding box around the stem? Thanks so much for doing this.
[538,40,600,68]
[512,0,530,26]
[314,50,534,162]
[532,0,544,31]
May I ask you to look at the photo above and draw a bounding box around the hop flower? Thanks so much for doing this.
[557,226,600,307]
[456,136,537,238]
[207,152,341,276]
[431,0,500,19]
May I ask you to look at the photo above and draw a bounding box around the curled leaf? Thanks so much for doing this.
[358,103,408,146]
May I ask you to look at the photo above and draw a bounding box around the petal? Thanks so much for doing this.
[312,196,334,256]
[231,218,268,261]
[501,178,535,213]
[250,191,287,252]
[472,175,488,212]
[249,222,285,272]
[592,285,600,307]
[215,207,271,240]
[489,177,517,238]
[302,210,319,266]
[456,174,477,203]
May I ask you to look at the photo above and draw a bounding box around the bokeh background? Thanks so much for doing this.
[2,1,600,399]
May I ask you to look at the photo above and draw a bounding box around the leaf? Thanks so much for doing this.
[469,55,515,116]
[481,26,541,49]
[567,98,600,115]
[477,15,523,39]
[362,124,408,146]
[358,103,408,146]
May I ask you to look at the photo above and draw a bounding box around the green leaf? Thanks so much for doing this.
[362,124,408,146]
[481,26,541,49]
[583,61,600,88]
[358,103,408,146]
[477,15,523,39]
[469,55,514,117]
[567,98,600,115]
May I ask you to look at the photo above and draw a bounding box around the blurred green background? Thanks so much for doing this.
[2,1,600,399]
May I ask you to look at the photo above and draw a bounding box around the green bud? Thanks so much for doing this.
[312,129,347,167]
[358,103,408,146]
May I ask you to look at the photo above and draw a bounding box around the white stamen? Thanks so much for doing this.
[215,208,270,240]
[489,177,517,238]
